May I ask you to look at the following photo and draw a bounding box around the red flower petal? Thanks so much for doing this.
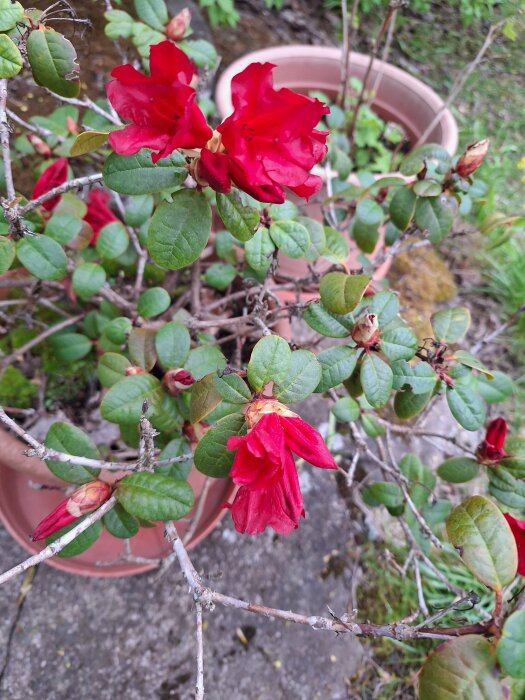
[197,149,231,193]
[504,513,525,575]
[31,157,69,211]
[281,416,338,470]
[83,189,119,244]
[149,40,195,84]
[486,417,507,450]
[32,500,76,541]
[227,449,304,535]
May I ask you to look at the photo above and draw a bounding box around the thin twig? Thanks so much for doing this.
[0,496,117,585]
[19,173,104,215]
[195,600,205,700]
[0,79,15,201]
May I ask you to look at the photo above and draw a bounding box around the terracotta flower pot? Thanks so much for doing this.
[0,425,234,576]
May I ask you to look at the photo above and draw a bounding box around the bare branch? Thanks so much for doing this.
[18,173,104,215]
[0,79,15,201]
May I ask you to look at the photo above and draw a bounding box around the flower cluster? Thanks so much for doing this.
[106,41,329,203]
[225,399,337,535]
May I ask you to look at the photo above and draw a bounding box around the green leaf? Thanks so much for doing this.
[149,392,184,433]
[369,291,400,327]
[389,187,416,230]
[48,332,92,362]
[244,227,275,274]
[124,194,154,227]
[0,236,15,273]
[194,413,246,478]
[44,421,101,483]
[301,217,326,262]
[134,0,168,30]
[131,22,164,58]
[72,262,106,299]
[331,396,360,423]
[446,384,485,431]
[103,149,186,194]
[360,353,393,408]
[16,236,67,281]
[446,495,518,590]
[394,387,432,419]
[100,374,162,424]
[400,143,451,177]
[415,196,454,243]
[46,213,84,245]
[104,9,135,39]
[453,350,493,380]
[46,517,103,558]
[315,346,358,392]
[362,482,403,514]
[155,321,190,369]
[103,504,139,539]
[352,218,379,254]
[320,272,370,315]
[303,301,354,338]
[418,636,504,700]
[477,371,514,404]
[178,39,217,69]
[413,179,442,197]
[204,262,236,291]
[273,350,322,404]
[497,611,525,679]
[391,360,437,394]
[269,220,310,258]
[432,306,471,343]
[247,335,291,391]
[97,352,131,388]
[137,287,170,318]
[147,189,211,269]
[157,438,192,480]
[322,226,348,265]
[0,0,24,31]
[380,326,417,362]
[117,472,194,520]
[104,317,132,345]
[127,327,157,370]
[185,346,226,380]
[361,413,386,437]
[95,221,129,259]
[189,373,223,424]
[353,199,383,253]
[27,28,80,98]
[70,131,109,157]
[216,190,259,242]
[437,457,480,483]
[213,373,252,404]
[0,33,22,78]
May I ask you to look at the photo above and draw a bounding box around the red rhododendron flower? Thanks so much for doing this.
[106,41,212,162]
[503,513,525,576]
[195,62,329,203]
[475,417,508,466]
[83,189,119,244]
[226,399,337,535]
[31,157,68,211]
[32,480,112,541]
[163,368,196,395]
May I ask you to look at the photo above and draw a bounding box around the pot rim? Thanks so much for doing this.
[214,44,458,156]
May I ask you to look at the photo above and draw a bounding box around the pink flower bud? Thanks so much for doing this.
[165,8,191,41]
[455,139,489,178]
[32,480,112,541]
[163,368,196,395]
[66,116,79,134]
[27,133,52,158]
[125,366,147,376]
[475,417,508,466]
[351,314,380,347]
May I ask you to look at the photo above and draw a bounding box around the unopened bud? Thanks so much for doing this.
[475,417,508,466]
[163,368,196,395]
[455,139,489,178]
[66,116,78,134]
[125,366,146,376]
[351,314,380,347]
[166,7,191,41]
[32,480,112,541]
[27,133,52,157]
